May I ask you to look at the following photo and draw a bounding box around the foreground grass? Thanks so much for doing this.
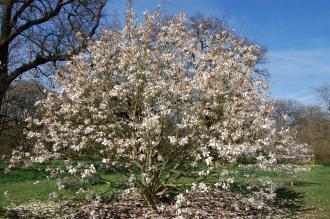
[0,166,55,207]
[294,166,330,218]
[0,163,329,217]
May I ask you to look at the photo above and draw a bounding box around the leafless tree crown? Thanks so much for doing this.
[0,0,107,133]
[0,0,107,106]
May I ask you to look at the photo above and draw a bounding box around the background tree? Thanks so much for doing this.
[296,106,330,165]
[274,99,330,165]
[0,0,107,133]
[273,99,304,128]
[315,84,330,113]
[0,79,44,155]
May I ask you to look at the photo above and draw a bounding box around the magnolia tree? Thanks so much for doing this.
[12,11,311,208]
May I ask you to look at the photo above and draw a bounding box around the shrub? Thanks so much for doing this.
[14,10,311,208]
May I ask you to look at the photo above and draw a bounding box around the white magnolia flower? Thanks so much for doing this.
[18,9,312,207]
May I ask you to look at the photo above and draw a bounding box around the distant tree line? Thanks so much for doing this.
[274,86,330,165]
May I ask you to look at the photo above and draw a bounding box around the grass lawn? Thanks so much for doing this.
[0,163,329,217]
[294,166,330,218]
[0,166,56,207]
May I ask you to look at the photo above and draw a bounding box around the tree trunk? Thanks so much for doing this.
[0,1,12,134]
[0,78,9,135]
[0,39,10,136]
[0,44,9,114]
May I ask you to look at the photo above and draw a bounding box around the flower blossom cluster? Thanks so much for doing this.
[17,10,312,205]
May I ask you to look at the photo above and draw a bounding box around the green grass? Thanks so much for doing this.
[0,180,56,207]
[0,163,329,218]
[0,165,55,207]
[294,166,330,218]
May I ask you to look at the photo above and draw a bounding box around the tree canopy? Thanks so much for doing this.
[11,10,312,209]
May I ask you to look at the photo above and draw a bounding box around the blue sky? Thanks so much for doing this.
[107,0,330,105]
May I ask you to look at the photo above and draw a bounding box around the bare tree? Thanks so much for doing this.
[296,106,330,165]
[0,0,107,119]
[315,84,330,113]
[0,79,44,155]
[273,99,330,165]
[273,99,304,128]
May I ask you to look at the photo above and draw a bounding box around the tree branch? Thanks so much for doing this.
[11,0,34,26]
[1,0,73,47]
[8,36,91,84]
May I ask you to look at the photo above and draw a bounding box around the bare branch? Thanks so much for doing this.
[1,0,73,47]
[11,0,34,26]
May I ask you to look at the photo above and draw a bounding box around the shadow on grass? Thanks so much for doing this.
[292,180,319,187]
[0,207,6,218]
[274,187,313,216]
[0,168,46,184]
